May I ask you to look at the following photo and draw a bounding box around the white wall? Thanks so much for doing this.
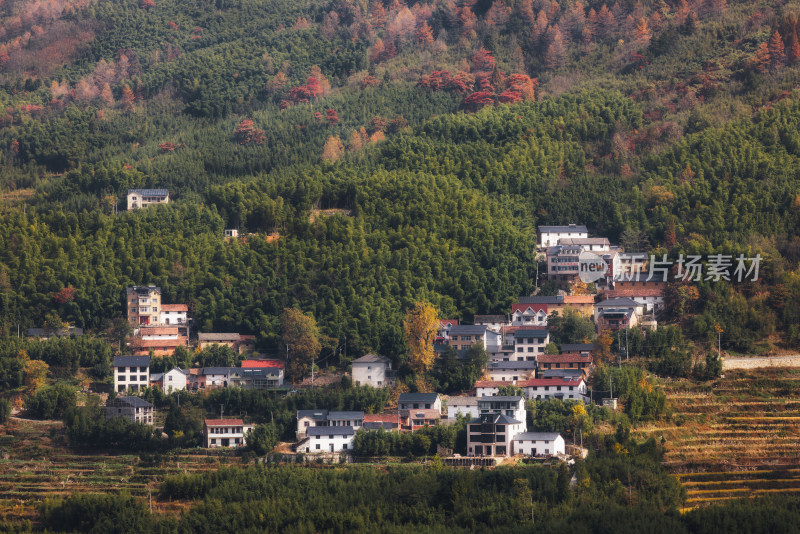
[352,362,388,387]
[306,433,354,453]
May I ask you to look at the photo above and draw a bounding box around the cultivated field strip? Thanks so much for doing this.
[0,419,240,523]
[637,368,800,508]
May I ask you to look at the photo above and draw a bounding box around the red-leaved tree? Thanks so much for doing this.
[462,91,494,111]
[234,119,266,145]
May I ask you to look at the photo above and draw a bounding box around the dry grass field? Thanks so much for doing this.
[634,368,800,508]
[0,418,249,524]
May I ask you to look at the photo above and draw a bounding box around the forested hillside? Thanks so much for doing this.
[1,0,800,360]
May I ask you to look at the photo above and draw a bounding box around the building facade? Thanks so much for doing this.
[113,356,150,393]
[127,189,169,210]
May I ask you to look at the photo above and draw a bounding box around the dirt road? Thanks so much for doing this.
[723,355,800,369]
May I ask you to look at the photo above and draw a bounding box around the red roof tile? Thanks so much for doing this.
[474,380,515,388]
[364,413,400,423]
[241,359,285,369]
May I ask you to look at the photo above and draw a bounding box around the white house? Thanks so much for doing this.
[475,380,517,397]
[160,304,189,326]
[512,432,566,456]
[224,229,239,238]
[467,396,528,457]
[398,393,442,413]
[446,325,502,352]
[520,377,588,403]
[204,419,253,448]
[557,237,611,252]
[104,396,154,425]
[538,224,588,249]
[113,356,150,394]
[594,297,644,332]
[477,396,527,424]
[446,396,480,421]
[473,315,509,332]
[467,412,525,457]
[305,426,355,453]
[510,303,549,326]
[202,367,231,388]
[485,361,537,382]
[351,354,394,387]
[127,189,169,210]
[296,410,364,438]
[512,328,549,361]
[162,368,188,392]
[438,319,459,341]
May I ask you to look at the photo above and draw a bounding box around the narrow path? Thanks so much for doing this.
[723,356,800,369]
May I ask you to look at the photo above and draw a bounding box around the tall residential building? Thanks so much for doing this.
[126,286,161,327]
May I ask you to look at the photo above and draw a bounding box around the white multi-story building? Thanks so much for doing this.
[162,367,188,392]
[104,396,154,425]
[351,354,395,387]
[113,356,150,393]
[512,328,549,361]
[538,224,588,249]
[127,189,169,210]
[204,419,253,448]
[296,410,364,439]
[521,377,588,403]
[304,426,355,453]
[398,393,442,412]
[160,304,188,326]
[512,432,565,456]
[446,396,480,421]
[485,361,537,382]
[467,396,527,457]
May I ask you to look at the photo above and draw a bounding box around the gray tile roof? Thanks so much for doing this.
[474,315,506,322]
[328,411,364,420]
[113,356,150,367]
[399,393,440,403]
[198,333,240,342]
[297,410,328,420]
[518,296,564,305]
[489,361,538,369]
[108,396,153,408]
[351,354,391,364]
[538,225,588,233]
[128,189,168,196]
[202,367,232,375]
[307,426,355,437]
[513,432,562,441]
[596,297,639,307]
[560,343,594,353]
[448,325,488,335]
[513,328,548,337]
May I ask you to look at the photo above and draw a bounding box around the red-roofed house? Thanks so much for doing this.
[241,359,285,369]
[511,304,548,326]
[363,413,400,431]
[204,419,254,448]
[130,336,188,356]
[601,288,665,314]
[438,319,459,342]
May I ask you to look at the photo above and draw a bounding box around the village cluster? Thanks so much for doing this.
[60,218,678,461]
[43,193,664,459]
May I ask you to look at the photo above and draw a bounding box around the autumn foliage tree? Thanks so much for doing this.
[471,48,495,72]
[321,135,344,162]
[462,91,494,111]
[325,108,340,125]
[768,30,786,68]
[416,21,434,47]
[281,308,321,382]
[403,301,438,376]
[234,119,266,145]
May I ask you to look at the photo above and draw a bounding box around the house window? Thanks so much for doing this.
[316,444,320,450]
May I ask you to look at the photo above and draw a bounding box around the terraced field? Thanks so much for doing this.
[0,418,244,524]
[635,367,800,508]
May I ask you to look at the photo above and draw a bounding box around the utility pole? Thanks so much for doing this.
[311,354,315,387]
[617,331,622,368]
[715,323,723,359]
[625,329,629,361]
[219,404,224,418]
